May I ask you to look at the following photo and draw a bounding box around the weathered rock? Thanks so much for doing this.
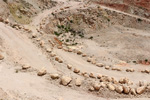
[50,53,56,57]
[37,68,47,76]
[55,57,59,61]
[39,41,45,47]
[46,48,52,53]
[107,84,115,91]
[112,67,122,71]
[136,86,146,94]
[100,82,106,88]
[105,66,110,70]
[83,73,89,78]
[77,51,82,55]
[67,64,72,69]
[89,73,96,78]
[93,82,101,91]
[115,85,123,93]
[58,59,63,63]
[68,49,73,52]
[126,68,134,72]
[75,78,82,86]
[91,60,96,65]
[61,76,72,86]
[73,68,80,73]
[131,88,136,95]
[97,74,102,79]
[82,54,87,57]
[32,33,37,38]
[123,85,130,94]
[0,54,4,60]
[0,17,4,22]
[87,57,92,62]
[96,63,104,67]
[119,77,129,84]
[139,80,148,87]
[144,69,150,74]
[50,74,59,79]
[89,86,94,91]
[22,64,31,70]
[57,46,63,49]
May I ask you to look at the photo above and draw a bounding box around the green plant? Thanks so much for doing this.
[66,39,69,42]
[137,18,142,22]
[54,31,61,36]
[3,0,7,3]
[133,61,137,64]
[145,59,148,62]
[89,36,93,40]
[15,70,19,73]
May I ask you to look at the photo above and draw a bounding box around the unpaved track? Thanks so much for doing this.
[0,22,56,72]
[99,5,150,22]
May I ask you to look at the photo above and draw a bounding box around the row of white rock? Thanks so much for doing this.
[22,64,150,96]
[36,48,150,96]
[57,45,150,74]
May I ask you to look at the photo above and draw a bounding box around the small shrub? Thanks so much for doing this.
[66,39,69,42]
[89,36,93,40]
[54,31,61,36]
[3,0,7,3]
[137,18,142,22]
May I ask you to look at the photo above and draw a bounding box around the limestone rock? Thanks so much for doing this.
[136,86,146,94]
[50,53,56,57]
[22,65,31,70]
[97,74,102,79]
[96,63,104,67]
[123,85,130,94]
[139,80,148,87]
[32,33,37,38]
[57,46,63,49]
[50,74,59,79]
[93,82,101,91]
[107,84,115,91]
[115,85,123,93]
[77,51,82,55]
[37,68,47,76]
[89,73,96,78]
[82,54,87,57]
[105,66,110,70]
[100,82,106,88]
[75,78,82,86]
[61,76,72,86]
[46,48,52,53]
[131,88,136,95]
[89,86,94,91]
[67,64,72,69]
[0,54,4,60]
[73,68,80,73]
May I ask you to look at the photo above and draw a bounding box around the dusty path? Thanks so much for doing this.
[99,5,150,22]
[0,22,56,72]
